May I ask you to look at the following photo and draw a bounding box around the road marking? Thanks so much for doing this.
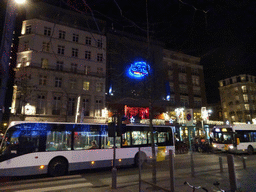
[0,178,87,191]
[15,182,93,192]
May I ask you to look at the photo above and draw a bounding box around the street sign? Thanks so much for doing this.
[185,109,193,126]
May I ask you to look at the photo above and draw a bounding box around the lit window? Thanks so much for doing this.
[83,81,90,91]
[244,104,250,110]
[41,58,49,69]
[84,66,90,75]
[42,42,50,52]
[243,94,248,102]
[96,83,103,92]
[241,85,247,93]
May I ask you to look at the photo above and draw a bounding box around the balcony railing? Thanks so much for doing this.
[16,62,106,78]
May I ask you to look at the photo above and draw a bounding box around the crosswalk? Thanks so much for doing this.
[0,175,93,192]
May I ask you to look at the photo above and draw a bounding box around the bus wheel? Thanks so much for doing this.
[247,146,254,155]
[134,152,146,167]
[48,157,68,177]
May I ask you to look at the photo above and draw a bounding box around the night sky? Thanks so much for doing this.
[2,0,256,104]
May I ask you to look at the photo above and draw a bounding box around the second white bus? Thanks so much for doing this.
[211,124,256,154]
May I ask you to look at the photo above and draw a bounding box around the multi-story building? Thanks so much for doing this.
[219,74,256,123]
[163,50,207,115]
[10,3,107,123]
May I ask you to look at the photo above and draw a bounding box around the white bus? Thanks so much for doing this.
[0,121,175,177]
[211,124,256,154]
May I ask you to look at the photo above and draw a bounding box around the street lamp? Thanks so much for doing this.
[0,0,26,123]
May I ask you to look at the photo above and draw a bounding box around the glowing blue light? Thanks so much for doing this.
[128,61,149,79]
[166,95,170,101]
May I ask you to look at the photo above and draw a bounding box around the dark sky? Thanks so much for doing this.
[2,0,256,104]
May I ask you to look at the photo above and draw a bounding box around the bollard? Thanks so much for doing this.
[190,151,195,177]
[242,157,247,169]
[169,150,175,192]
[139,147,141,192]
[219,156,223,173]
[227,154,237,192]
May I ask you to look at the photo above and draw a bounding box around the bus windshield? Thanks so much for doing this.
[212,132,233,144]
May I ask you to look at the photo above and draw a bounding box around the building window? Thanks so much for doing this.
[193,86,201,95]
[178,65,186,73]
[192,76,200,86]
[97,39,103,48]
[83,81,90,91]
[26,25,32,34]
[97,53,103,62]
[41,58,49,69]
[57,45,65,55]
[55,77,62,87]
[39,75,47,85]
[37,94,46,114]
[56,61,63,71]
[44,27,51,36]
[24,41,29,51]
[97,67,103,74]
[85,36,91,45]
[245,104,250,110]
[219,81,223,87]
[85,51,91,60]
[180,96,189,107]
[243,94,248,102]
[58,30,66,39]
[68,98,75,116]
[179,74,187,83]
[179,85,188,94]
[96,83,103,92]
[82,98,90,116]
[194,98,202,108]
[95,99,102,117]
[71,63,77,73]
[241,85,247,93]
[52,96,61,115]
[73,33,79,42]
[42,42,50,52]
[168,71,173,81]
[191,68,199,75]
[70,79,76,89]
[84,65,91,75]
[72,48,78,57]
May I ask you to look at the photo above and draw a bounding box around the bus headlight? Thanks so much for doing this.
[229,145,234,149]
[213,144,217,148]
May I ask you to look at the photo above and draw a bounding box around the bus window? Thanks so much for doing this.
[131,131,147,145]
[73,131,100,150]
[46,131,71,151]
[158,132,167,144]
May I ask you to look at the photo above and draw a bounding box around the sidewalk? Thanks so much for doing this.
[86,165,256,192]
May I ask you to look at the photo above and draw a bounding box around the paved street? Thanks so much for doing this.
[0,152,255,192]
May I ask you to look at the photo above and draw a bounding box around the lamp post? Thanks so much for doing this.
[0,0,26,123]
